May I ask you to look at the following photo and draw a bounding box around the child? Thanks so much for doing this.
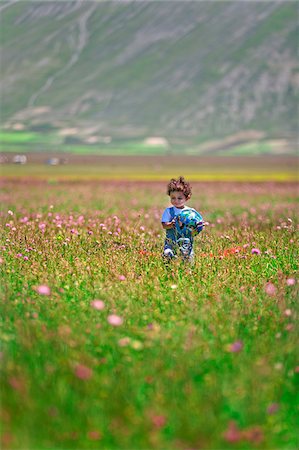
[161,176,201,261]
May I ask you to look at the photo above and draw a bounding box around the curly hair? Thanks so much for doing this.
[167,176,192,198]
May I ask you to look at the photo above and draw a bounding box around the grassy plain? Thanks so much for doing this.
[0,162,298,449]
[0,131,297,157]
[1,154,298,182]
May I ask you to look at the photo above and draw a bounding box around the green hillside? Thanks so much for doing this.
[0,1,298,154]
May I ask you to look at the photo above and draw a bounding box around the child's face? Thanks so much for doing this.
[170,190,188,209]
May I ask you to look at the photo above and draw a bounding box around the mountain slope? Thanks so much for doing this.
[1,0,298,148]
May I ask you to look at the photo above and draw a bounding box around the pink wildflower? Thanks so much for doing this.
[1,433,13,447]
[58,325,72,337]
[107,314,123,326]
[223,421,242,443]
[118,275,126,281]
[286,278,296,286]
[91,300,105,310]
[223,422,263,444]
[151,415,167,428]
[36,285,51,296]
[229,340,243,353]
[267,403,279,415]
[9,376,27,394]
[118,337,131,347]
[251,248,261,255]
[243,426,264,444]
[87,430,101,440]
[74,364,93,380]
[264,282,277,296]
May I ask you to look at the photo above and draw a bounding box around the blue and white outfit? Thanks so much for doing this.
[161,206,195,260]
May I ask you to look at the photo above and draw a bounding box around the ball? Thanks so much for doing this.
[175,209,204,237]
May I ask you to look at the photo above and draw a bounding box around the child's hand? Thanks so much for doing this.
[162,220,176,230]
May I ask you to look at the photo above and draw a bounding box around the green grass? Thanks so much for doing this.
[219,142,274,156]
[0,131,49,144]
[0,132,29,143]
[67,143,168,156]
[1,130,297,157]
[0,131,61,153]
[0,179,298,449]
[0,131,170,155]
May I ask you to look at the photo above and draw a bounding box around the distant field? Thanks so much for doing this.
[1,154,298,182]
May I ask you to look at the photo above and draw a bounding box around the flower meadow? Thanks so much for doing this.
[0,179,298,449]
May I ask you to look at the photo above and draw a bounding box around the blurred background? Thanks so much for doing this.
[0,0,298,178]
